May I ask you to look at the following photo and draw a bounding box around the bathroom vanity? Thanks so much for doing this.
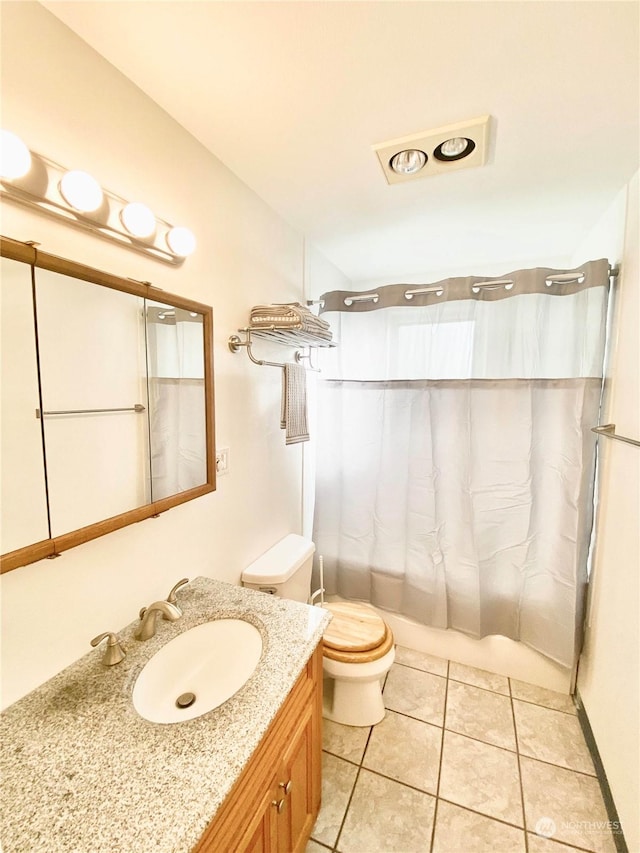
[196,644,322,851]
[0,578,330,853]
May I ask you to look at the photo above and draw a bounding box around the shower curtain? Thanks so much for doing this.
[312,261,610,667]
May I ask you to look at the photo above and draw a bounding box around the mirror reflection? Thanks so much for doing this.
[0,237,215,572]
[35,268,149,536]
[146,301,207,501]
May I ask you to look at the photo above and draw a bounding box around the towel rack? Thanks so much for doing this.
[228,326,336,371]
[591,424,640,447]
[36,403,146,418]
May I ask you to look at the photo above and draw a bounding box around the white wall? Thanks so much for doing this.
[0,3,350,709]
[574,173,639,852]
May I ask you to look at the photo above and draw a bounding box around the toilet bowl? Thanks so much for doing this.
[321,601,395,726]
[241,535,395,727]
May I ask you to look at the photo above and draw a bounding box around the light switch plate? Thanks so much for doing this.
[216,447,230,475]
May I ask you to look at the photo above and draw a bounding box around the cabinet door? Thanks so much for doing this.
[276,702,315,853]
[240,810,269,853]
[194,645,323,853]
[224,781,278,853]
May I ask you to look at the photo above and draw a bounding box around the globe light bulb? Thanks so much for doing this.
[59,170,103,212]
[120,202,156,238]
[0,130,32,180]
[166,226,196,257]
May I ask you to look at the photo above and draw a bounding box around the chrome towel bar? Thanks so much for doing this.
[36,404,146,418]
[591,424,640,447]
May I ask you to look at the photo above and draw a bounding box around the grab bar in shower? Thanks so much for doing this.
[36,404,146,418]
[591,424,640,448]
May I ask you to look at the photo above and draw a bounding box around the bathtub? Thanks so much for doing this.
[325,595,573,694]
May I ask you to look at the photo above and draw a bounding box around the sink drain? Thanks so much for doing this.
[175,692,196,709]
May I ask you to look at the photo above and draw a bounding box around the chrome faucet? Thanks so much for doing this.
[135,578,189,641]
[135,600,181,641]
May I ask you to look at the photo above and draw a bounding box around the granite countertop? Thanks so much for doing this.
[0,577,331,853]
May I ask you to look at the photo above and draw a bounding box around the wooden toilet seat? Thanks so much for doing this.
[322,602,395,664]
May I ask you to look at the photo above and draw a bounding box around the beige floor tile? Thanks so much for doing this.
[527,833,592,852]
[323,719,370,764]
[439,730,523,826]
[448,661,510,695]
[514,700,595,774]
[520,757,617,853]
[510,679,576,715]
[445,680,516,750]
[394,645,448,677]
[432,800,526,853]
[336,768,436,852]
[310,753,358,848]
[383,663,447,725]
[306,840,332,853]
[362,710,442,794]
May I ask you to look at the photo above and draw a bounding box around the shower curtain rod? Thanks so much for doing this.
[591,424,640,448]
[308,263,619,308]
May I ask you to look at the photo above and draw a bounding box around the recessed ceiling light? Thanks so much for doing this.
[389,149,427,175]
[372,115,491,185]
[433,137,476,162]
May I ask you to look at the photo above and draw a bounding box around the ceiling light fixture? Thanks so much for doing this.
[389,149,427,176]
[433,137,475,162]
[373,115,491,185]
[0,129,196,264]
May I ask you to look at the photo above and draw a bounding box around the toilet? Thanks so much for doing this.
[242,534,395,727]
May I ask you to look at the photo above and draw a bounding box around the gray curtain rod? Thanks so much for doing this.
[314,260,615,313]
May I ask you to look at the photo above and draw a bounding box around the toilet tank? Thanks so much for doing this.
[241,534,315,602]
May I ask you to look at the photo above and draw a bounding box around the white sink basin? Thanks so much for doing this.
[132,619,263,724]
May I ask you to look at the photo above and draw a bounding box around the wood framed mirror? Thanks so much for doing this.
[0,236,215,573]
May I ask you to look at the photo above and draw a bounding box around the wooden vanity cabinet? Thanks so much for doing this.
[194,643,323,853]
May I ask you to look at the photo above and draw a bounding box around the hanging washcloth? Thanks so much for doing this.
[281,362,309,444]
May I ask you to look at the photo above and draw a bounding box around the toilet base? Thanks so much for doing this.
[322,676,387,727]
[321,645,395,727]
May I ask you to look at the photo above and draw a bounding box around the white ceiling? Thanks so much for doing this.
[41,1,639,283]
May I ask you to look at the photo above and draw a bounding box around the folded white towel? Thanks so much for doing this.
[281,362,309,445]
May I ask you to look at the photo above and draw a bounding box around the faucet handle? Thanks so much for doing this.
[166,577,189,605]
[138,578,189,621]
[164,578,189,616]
[90,631,126,666]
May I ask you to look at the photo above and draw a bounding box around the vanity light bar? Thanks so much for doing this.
[0,130,196,265]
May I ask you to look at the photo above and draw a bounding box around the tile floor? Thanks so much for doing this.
[307,646,619,853]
